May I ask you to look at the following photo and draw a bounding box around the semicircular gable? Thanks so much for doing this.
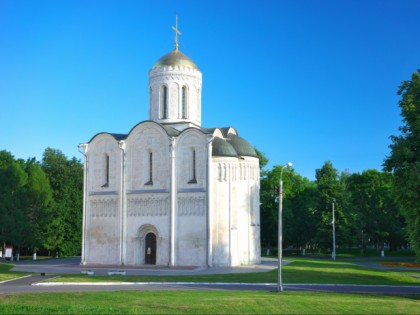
[176,127,208,146]
[126,120,180,142]
[88,132,126,144]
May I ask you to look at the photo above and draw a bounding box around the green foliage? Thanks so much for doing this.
[384,70,420,260]
[0,150,29,250]
[314,161,353,248]
[346,170,405,251]
[260,164,317,249]
[0,148,82,258]
[23,159,53,251]
[260,159,406,253]
[282,173,317,248]
[41,148,83,256]
[254,147,269,172]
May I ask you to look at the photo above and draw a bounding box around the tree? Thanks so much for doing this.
[255,148,269,172]
[260,163,317,250]
[0,151,28,255]
[314,161,352,249]
[282,172,317,249]
[41,148,83,256]
[384,70,420,260]
[23,158,53,254]
[346,170,404,252]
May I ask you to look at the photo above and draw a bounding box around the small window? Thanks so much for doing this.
[188,149,197,184]
[181,86,187,119]
[162,86,168,119]
[145,152,153,185]
[102,154,109,187]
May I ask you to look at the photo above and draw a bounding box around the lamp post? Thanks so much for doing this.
[332,198,336,261]
[278,162,292,292]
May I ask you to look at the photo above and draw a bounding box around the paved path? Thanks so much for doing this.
[10,257,280,276]
[1,275,420,295]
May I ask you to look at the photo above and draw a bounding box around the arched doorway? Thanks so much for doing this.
[145,232,157,265]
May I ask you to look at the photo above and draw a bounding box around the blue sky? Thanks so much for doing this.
[0,0,419,180]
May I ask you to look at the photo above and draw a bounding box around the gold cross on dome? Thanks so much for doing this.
[172,16,182,51]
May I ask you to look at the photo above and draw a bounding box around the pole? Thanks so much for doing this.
[278,176,283,292]
[277,163,292,292]
[332,199,336,260]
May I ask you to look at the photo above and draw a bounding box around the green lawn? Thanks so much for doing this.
[0,291,419,314]
[283,258,420,285]
[1,258,420,314]
[51,258,420,286]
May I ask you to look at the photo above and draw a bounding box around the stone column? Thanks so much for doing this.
[169,137,177,266]
[78,144,88,265]
[206,136,214,267]
[119,141,126,265]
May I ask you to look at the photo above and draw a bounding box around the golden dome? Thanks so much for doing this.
[153,49,199,70]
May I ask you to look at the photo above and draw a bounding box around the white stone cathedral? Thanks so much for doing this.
[79,21,260,267]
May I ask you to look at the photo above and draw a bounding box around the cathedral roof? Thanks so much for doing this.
[212,137,238,157]
[227,134,258,158]
[87,124,257,159]
[210,128,258,158]
[152,49,199,70]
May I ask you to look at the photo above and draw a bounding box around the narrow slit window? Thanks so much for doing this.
[162,86,168,119]
[145,152,153,185]
[102,154,109,187]
[188,149,197,184]
[181,86,187,118]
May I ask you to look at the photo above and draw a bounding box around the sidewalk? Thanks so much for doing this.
[11,257,280,276]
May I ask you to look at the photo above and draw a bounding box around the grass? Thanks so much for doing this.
[274,248,416,258]
[283,258,420,285]
[0,291,419,314]
[1,257,419,314]
[50,258,420,286]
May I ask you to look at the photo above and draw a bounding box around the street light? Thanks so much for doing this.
[278,162,292,292]
[332,198,336,260]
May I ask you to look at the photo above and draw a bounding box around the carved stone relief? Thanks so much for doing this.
[178,196,206,216]
[90,198,118,218]
[127,196,169,217]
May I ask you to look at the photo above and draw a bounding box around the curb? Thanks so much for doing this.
[34,281,277,286]
[32,282,420,289]
[0,275,32,284]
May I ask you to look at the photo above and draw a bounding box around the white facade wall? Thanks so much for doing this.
[211,155,261,266]
[83,134,122,265]
[175,129,208,266]
[125,198,170,265]
[123,122,172,265]
[82,129,261,267]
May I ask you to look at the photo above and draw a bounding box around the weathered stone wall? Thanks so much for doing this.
[84,134,122,264]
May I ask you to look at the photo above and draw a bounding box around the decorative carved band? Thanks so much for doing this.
[217,162,259,182]
[90,198,118,218]
[127,196,169,217]
[178,196,206,216]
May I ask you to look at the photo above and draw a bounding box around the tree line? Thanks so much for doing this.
[0,148,82,258]
[260,70,419,260]
[259,159,406,254]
